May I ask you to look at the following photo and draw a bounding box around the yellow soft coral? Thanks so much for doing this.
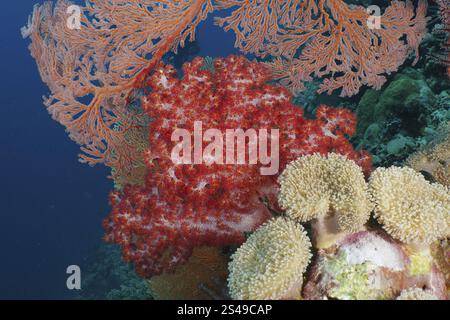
[228,217,312,300]
[369,166,450,244]
[278,153,373,234]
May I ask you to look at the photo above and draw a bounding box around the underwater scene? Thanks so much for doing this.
[0,0,449,301]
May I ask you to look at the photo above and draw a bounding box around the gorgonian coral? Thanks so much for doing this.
[148,246,229,300]
[216,0,429,96]
[104,56,371,277]
[228,217,312,300]
[22,0,213,172]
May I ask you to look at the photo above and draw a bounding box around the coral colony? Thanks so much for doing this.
[170,120,280,175]
[24,0,449,300]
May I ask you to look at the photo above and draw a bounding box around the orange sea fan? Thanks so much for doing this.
[216,0,429,97]
[22,0,214,171]
[148,246,229,300]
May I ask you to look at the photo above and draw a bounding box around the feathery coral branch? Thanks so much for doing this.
[22,0,213,172]
[216,0,428,96]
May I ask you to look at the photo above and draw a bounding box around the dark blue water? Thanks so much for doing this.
[0,1,238,299]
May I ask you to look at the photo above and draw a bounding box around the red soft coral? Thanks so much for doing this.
[104,56,371,277]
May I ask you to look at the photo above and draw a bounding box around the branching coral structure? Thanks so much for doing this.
[104,56,370,278]
[22,0,214,172]
[216,0,429,96]
[21,0,444,300]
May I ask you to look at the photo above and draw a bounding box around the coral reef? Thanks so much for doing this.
[23,0,429,175]
[228,154,448,300]
[104,56,370,278]
[228,217,312,300]
[148,246,229,300]
[22,0,448,301]
[355,67,450,167]
[216,0,428,96]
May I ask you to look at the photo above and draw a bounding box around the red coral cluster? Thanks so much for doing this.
[104,56,371,277]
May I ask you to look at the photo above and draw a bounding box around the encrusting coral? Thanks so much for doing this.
[228,217,312,300]
[278,153,373,248]
[303,230,413,300]
[369,166,450,245]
